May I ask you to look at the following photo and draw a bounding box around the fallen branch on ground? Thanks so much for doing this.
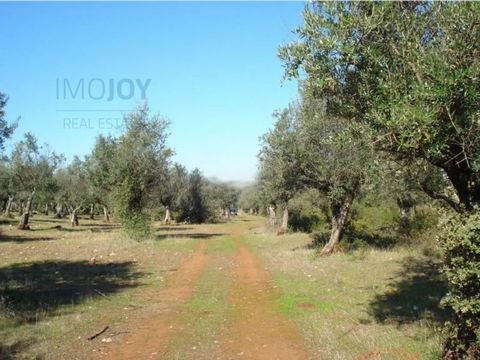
[87,325,109,341]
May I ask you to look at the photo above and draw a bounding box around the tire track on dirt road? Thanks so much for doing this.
[223,229,308,360]
[95,240,210,360]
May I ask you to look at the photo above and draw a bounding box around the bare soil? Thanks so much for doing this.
[93,240,210,359]
[222,237,307,360]
[91,223,307,359]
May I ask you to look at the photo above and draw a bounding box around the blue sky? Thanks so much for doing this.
[0,2,304,182]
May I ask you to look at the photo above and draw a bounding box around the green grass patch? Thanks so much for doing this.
[206,236,236,254]
[247,231,445,359]
[167,256,232,360]
[273,275,335,317]
[278,292,334,316]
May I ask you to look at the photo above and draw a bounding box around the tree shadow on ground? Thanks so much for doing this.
[156,226,195,231]
[367,256,450,326]
[0,234,56,243]
[31,225,119,233]
[0,340,33,360]
[22,217,65,224]
[75,222,120,228]
[291,230,330,251]
[343,227,398,249]
[0,217,17,226]
[0,260,143,324]
[292,227,399,252]
[156,232,226,240]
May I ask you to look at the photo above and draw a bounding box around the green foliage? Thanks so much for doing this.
[160,163,188,215]
[398,206,439,238]
[280,1,480,211]
[281,3,480,351]
[259,105,303,205]
[177,169,211,224]
[85,134,117,208]
[207,180,240,213]
[10,133,62,204]
[111,104,172,239]
[288,189,326,232]
[0,92,17,151]
[353,203,399,234]
[440,211,480,359]
[238,183,264,214]
[55,156,89,212]
[0,157,13,201]
[120,211,151,240]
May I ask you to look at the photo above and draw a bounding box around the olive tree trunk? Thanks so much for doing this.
[319,193,354,256]
[396,197,413,219]
[103,205,110,222]
[4,195,13,216]
[70,207,80,227]
[54,203,64,218]
[18,191,35,230]
[278,202,289,235]
[89,203,95,220]
[268,204,276,226]
[164,206,172,224]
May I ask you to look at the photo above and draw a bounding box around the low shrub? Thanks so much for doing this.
[439,210,480,359]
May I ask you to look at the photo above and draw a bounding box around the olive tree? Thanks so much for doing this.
[160,163,188,224]
[259,105,304,233]
[0,92,17,213]
[0,92,17,151]
[86,134,117,221]
[238,183,264,215]
[10,133,60,229]
[177,168,210,224]
[280,1,480,213]
[111,105,172,239]
[0,157,15,215]
[298,97,373,255]
[280,2,480,355]
[208,181,239,219]
[55,157,90,226]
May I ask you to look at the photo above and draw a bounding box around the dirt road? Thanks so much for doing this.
[94,220,307,359]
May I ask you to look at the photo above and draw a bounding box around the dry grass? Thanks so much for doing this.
[1,214,447,359]
[0,215,202,359]
[244,231,446,360]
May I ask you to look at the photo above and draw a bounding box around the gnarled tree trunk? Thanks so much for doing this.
[54,203,64,218]
[70,207,80,227]
[18,191,35,230]
[89,203,95,220]
[4,195,13,216]
[268,204,276,226]
[164,206,172,224]
[224,207,230,219]
[103,205,110,222]
[278,201,289,235]
[319,193,354,256]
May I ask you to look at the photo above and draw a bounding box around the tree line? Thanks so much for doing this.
[0,101,240,238]
[247,2,479,358]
